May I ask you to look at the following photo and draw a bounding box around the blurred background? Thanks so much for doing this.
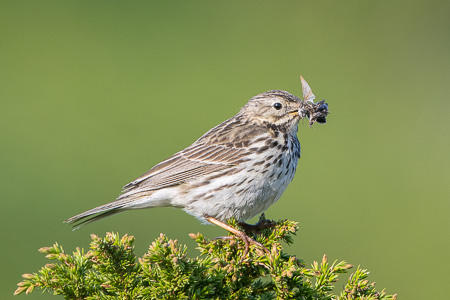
[1,0,449,298]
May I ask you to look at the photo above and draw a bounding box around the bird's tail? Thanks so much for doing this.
[64,198,136,230]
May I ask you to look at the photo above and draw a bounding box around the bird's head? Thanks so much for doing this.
[240,90,302,130]
[240,76,329,129]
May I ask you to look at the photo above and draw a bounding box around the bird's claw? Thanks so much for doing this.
[206,216,271,262]
[213,232,270,261]
[237,219,277,234]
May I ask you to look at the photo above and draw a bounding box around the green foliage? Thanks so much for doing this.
[15,219,396,299]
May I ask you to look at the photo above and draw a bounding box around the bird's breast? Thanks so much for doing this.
[175,133,301,222]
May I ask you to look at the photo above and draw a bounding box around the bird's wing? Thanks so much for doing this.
[64,142,251,227]
[120,142,250,195]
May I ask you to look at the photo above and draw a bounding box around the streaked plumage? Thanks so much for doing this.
[65,78,327,232]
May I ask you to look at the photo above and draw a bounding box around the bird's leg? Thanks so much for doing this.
[206,216,270,258]
[237,213,276,234]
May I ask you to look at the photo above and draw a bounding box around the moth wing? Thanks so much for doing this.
[300,75,316,103]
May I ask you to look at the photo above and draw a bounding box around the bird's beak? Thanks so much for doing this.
[289,103,302,116]
[288,109,299,116]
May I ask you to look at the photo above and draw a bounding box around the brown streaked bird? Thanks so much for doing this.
[65,76,328,253]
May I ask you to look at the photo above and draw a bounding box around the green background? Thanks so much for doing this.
[2,1,449,299]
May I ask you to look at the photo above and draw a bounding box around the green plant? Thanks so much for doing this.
[15,218,396,299]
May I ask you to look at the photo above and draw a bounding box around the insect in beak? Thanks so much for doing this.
[298,76,329,126]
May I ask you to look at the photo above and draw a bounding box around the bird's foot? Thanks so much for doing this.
[237,214,276,234]
[206,216,270,260]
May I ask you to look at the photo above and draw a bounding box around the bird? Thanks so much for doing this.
[65,76,328,254]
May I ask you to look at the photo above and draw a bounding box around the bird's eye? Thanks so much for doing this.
[273,102,282,110]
